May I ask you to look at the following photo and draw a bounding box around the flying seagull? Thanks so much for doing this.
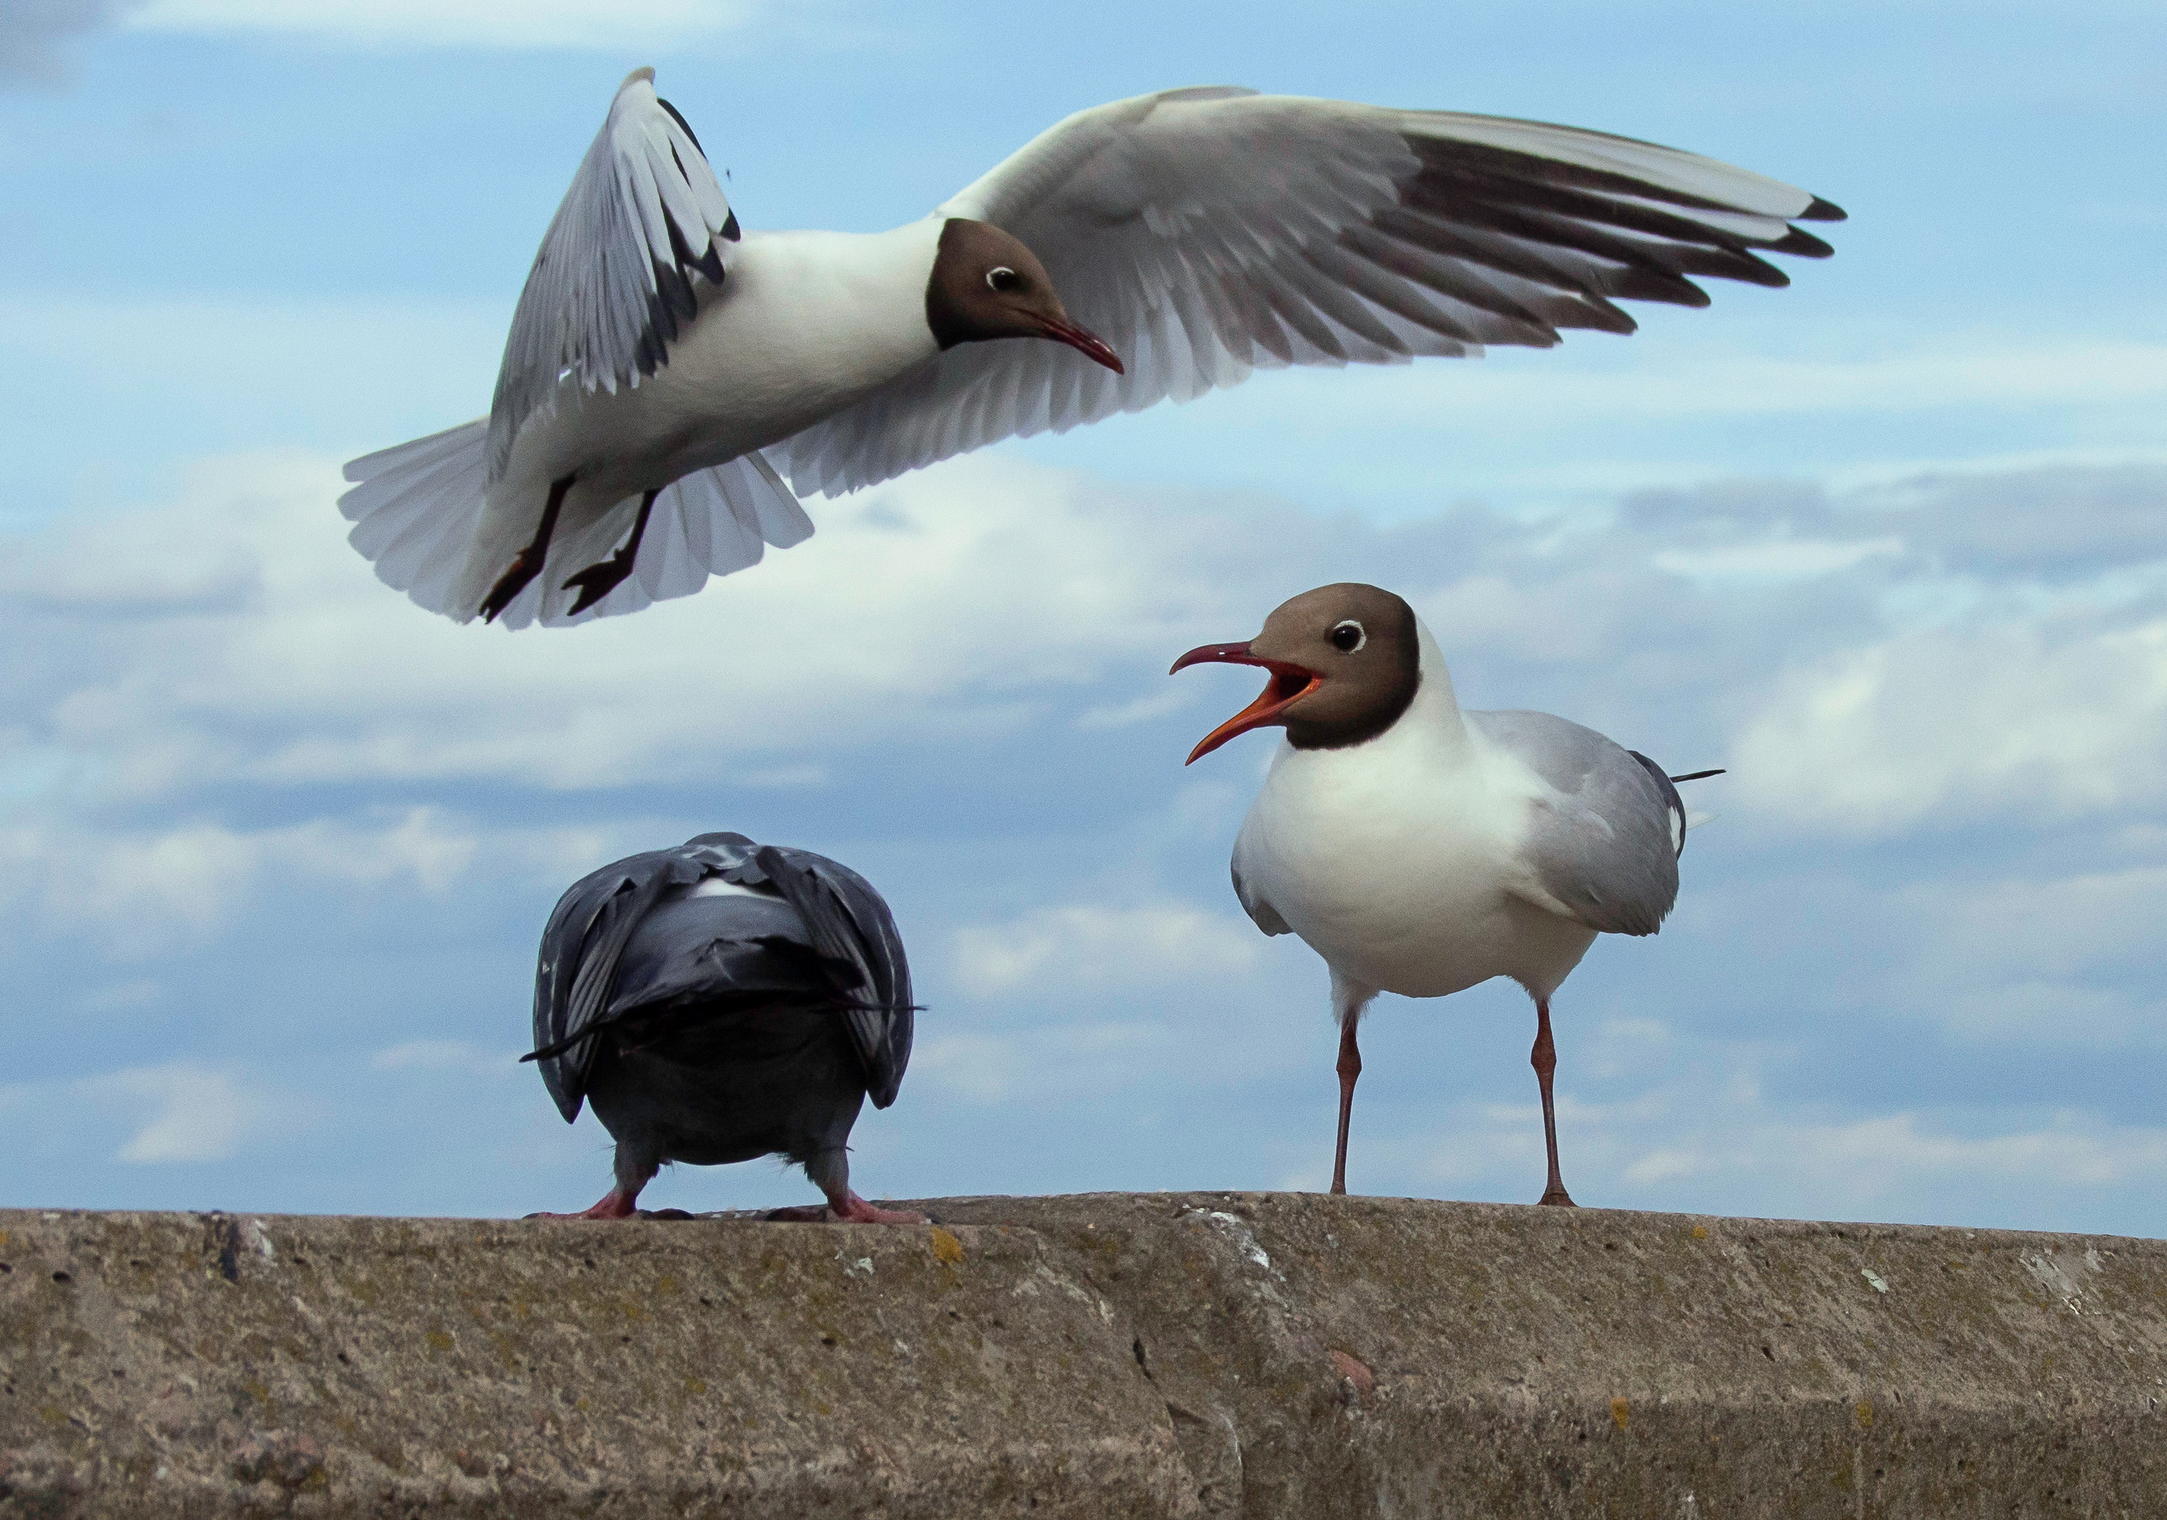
[523,832,922,1223]
[340,70,1843,628]
[1172,583,1718,1205]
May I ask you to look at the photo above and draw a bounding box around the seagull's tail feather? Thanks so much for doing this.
[338,419,493,623]
[337,433,815,630]
[509,449,816,629]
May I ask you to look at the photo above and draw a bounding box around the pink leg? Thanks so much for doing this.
[1532,996,1577,1207]
[525,1185,641,1221]
[764,1192,928,1224]
[769,1155,929,1225]
[1331,1018,1361,1196]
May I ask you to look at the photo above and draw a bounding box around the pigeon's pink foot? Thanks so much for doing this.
[525,1187,640,1221]
[763,1193,928,1225]
[830,1193,930,1225]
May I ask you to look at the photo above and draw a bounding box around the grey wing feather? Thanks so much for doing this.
[748,845,915,1109]
[779,87,1840,496]
[531,838,726,1121]
[487,68,739,482]
[1473,709,1682,937]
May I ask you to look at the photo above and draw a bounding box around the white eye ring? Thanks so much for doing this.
[985,265,1021,292]
[1330,620,1366,653]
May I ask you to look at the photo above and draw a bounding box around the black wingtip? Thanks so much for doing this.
[1669,768,1727,783]
[1771,226,1837,260]
[656,95,705,156]
[1800,195,1848,223]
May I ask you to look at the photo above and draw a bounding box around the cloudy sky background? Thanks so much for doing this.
[3,0,2166,1232]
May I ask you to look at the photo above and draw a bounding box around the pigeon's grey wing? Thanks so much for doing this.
[780,87,1840,495]
[751,846,914,1109]
[1474,709,1682,937]
[1231,855,1291,936]
[530,842,713,1120]
[487,68,740,482]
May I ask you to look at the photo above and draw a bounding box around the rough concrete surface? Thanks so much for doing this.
[2,1194,2163,1517]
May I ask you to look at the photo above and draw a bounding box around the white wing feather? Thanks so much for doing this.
[487,67,739,483]
[779,88,1840,496]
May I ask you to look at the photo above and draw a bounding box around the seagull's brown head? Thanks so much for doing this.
[1170,583,1421,764]
[925,219,1123,372]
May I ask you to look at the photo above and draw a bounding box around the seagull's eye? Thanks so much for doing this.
[986,266,1022,293]
[1330,620,1366,653]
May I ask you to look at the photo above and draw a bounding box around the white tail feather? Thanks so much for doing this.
[338,431,816,629]
[339,419,494,621]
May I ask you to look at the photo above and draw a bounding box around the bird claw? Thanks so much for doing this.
[561,554,634,616]
[480,552,542,623]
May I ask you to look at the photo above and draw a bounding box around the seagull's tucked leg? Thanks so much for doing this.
[1329,973,1379,1196]
[765,1147,928,1225]
[562,486,661,616]
[480,473,575,623]
[525,1142,658,1221]
[1531,995,1576,1207]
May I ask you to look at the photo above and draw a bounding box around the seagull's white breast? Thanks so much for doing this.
[1233,658,1597,1001]
[505,220,947,502]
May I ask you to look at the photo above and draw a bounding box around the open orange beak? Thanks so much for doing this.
[1169,641,1322,764]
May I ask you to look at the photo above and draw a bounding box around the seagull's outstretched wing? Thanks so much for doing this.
[488,67,740,483]
[781,86,1842,496]
[1474,709,1684,938]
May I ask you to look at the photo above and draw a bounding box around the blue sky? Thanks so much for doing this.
[3,0,2166,1232]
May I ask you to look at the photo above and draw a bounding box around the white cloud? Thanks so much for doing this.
[0,0,140,85]
[1728,618,2167,834]
[1617,1112,2167,1196]
[75,1061,266,1163]
[6,450,1276,798]
[1238,337,2167,435]
[371,1039,519,1076]
[129,0,765,48]
[1380,1016,2167,1219]
[908,1021,1180,1107]
[953,901,1264,998]
[0,806,597,952]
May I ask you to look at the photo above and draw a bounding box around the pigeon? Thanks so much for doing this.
[522,831,921,1223]
[1172,583,1717,1205]
[340,70,1843,628]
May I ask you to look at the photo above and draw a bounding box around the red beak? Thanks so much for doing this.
[1038,317,1124,373]
[1169,641,1322,764]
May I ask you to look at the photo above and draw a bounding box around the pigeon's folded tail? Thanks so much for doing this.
[337,429,816,628]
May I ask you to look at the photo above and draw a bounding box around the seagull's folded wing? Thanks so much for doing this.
[487,67,740,484]
[778,87,1842,497]
[1473,709,1684,938]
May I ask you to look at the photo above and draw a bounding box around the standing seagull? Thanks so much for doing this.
[340,71,1843,628]
[1172,585,1715,1205]
[523,832,922,1223]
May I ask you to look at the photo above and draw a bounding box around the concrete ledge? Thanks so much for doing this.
[3,1194,2164,1516]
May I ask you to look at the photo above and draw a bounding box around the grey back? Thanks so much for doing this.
[530,833,914,1121]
